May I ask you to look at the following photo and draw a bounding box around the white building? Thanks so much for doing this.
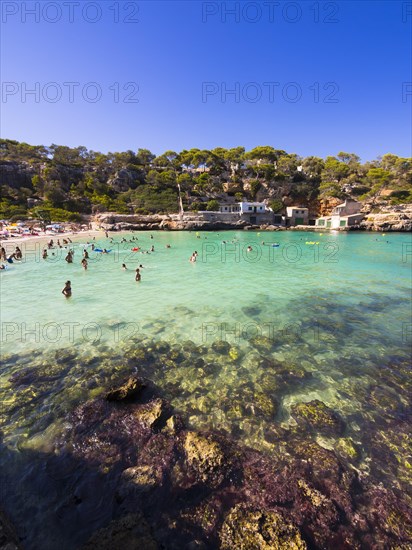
[199,201,274,224]
[316,199,363,229]
[219,203,241,213]
[286,207,309,226]
[239,202,268,214]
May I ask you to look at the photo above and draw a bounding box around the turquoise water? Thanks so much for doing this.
[1,231,411,433]
[0,230,411,547]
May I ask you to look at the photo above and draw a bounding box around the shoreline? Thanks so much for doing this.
[1,226,409,250]
[0,229,104,249]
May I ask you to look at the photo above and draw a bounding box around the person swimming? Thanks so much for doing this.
[42,249,48,259]
[62,280,72,298]
[83,249,89,259]
[247,246,253,252]
[15,247,22,259]
[81,258,88,270]
[150,245,155,252]
[135,268,141,282]
[91,244,95,251]
[122,263,127,270]
[0,247,6,261]
[65,251,73,263]
[189,253,196,263]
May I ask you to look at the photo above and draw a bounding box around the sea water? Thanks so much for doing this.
[0,230,411,547]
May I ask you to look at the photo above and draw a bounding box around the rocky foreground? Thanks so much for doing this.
[43,375,412,549]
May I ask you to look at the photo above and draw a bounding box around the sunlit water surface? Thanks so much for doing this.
[0,230,411,548]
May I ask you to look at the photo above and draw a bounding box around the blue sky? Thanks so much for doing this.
[1,0,411,160]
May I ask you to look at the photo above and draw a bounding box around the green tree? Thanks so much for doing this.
[249,179,261,199]
[206,199,219,211]
[269,199,283,213]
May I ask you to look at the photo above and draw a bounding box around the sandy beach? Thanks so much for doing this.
[0,229,105,251]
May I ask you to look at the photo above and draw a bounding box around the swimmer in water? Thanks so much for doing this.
[247,246,253,252]
[150,245,155,252]
[42,249,48,259]
[62,280,72,298]
[122,263,127,270]
[81,258,88,270]
[166,244,171,248]
[83,249,89,259]
[189,253,196,263]
[15,247,22,259]
[91,244,95,250]
[1,247,7,261]
[135,268,141,282]
[65,251,73,263]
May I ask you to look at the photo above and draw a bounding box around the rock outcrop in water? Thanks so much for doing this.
[42,373,411,549]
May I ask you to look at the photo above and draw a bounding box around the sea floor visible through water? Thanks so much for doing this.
[0,230,411,548]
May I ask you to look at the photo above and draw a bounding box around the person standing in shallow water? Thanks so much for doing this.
[135,268,141,282]
[62,281,72,298]
[81,258,88,270]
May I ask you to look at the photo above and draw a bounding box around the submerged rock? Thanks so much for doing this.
[211,340,231,354]
[182,431,237,489]
[117,464,162,502]
[163,414,185,436]
[106,376,145,402]
[291,400,345,436]
[253,391,279,419]
[0,509,22,550]
[219,504,306,549]
[81,513,158,550]
[250,335,277,352]
[134,398,170,430]
[335,437,361,462]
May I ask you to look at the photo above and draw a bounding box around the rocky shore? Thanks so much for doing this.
[43,373,410,549]
[1,337,411,548]
[95,209,412,232]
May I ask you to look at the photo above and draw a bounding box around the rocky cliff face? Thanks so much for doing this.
[359,205,412,231]
[0,161,37,189]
